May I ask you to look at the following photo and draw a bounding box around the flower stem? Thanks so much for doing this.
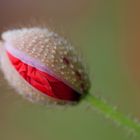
[85,94,140,134]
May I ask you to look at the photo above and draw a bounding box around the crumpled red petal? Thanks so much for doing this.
[7,51,81,102]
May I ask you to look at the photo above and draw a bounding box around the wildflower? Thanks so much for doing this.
[1,27,90,104]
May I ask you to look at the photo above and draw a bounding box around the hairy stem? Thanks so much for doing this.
[85,94,140,134]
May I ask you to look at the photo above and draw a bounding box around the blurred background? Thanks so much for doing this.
[0,0,140,139]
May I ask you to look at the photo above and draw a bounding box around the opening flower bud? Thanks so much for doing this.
[0,27,90,105]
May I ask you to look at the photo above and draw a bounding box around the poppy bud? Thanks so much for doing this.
[1,27,90,105]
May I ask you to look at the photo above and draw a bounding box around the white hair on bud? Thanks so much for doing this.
[0,47,71,105]
[2,27,90,94]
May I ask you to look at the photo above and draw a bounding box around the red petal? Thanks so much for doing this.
[6,51,81,102]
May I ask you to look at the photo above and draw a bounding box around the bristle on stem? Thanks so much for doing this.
[85,94,140,134]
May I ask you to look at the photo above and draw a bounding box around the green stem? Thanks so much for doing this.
[85,94,140,134]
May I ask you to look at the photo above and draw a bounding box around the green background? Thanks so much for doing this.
[0,0,140,139]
